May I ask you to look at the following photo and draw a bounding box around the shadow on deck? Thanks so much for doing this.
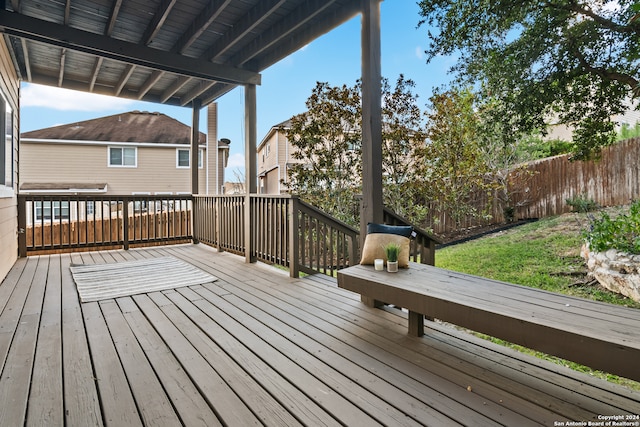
[0,243,638,426]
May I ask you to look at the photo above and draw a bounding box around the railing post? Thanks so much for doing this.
[17,195,27,257]
[122,197,129,250]
[216,196,224,252]
[245,195,256,263]
[191,195,199,244]
[289,195,300,278]
[348,234,358,268]
[424,238,436,266]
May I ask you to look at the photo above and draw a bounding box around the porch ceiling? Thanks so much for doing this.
[0,0,361,108]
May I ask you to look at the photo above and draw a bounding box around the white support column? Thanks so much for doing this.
[244,84,257,263]
[360,0,384,242]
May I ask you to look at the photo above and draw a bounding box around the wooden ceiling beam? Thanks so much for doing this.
[20,38,31,81]
[180,80,215,106]
[137,70,164,99]
[88,0,122,93]
[199,82,236,106]
[142,0,177,45]
[57,48,66,87]
[229,0,339,67]
[88,57,102,91]
[114,64,135,96]
[105,0,124,37]
[0,10,261,85]
[203,0,286,61]
[173,0,232,54]
[160,76,190,103]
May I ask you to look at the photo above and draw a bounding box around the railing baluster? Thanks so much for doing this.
[16,194,436,276]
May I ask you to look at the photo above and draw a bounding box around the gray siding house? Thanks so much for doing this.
[20,107,229,197]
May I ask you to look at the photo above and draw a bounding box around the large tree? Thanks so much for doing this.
[418,0,640,160]
[414,88,496,228]
[381,75,429,221]
[286,82,362,225]
[286,77,428,225]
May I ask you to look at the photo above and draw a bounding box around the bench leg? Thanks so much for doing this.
[408,311,424,337]
[361,295,384,308]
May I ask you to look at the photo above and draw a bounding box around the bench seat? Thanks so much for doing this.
[337,262,640,382]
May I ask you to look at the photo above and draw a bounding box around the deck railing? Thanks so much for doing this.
[17,194,192,256]
[383,207,441,266]
[17,193,438,278]
[193,195,360,277]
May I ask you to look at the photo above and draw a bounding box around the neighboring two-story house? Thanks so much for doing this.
[257,119,303,194]
[20,106,229,197]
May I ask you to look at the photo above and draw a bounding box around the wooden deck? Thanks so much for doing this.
[0,244,638,426]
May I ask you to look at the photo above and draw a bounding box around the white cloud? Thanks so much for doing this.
[21,84,134,111]
[226,152,245,169]
[415,46,425,60]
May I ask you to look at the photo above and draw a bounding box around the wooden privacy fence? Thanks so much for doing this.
[423,137,640,236]
[18,195,192,255]
[511,137,640,219]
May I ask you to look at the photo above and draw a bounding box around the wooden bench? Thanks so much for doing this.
[337,262,640,382]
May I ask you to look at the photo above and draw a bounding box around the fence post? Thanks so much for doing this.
[288,195,300,278]
[122,198,129,250]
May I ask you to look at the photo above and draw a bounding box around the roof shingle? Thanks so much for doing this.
[21,111,206,145]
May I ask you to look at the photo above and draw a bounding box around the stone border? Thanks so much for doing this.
[581,244,640,302]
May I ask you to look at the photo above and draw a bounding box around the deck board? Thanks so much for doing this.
[82,301,142,426]
[0,256,48,427]
[288,275,625,418]
[0,243,638,426]
[100,299,183,426]
[60,254,103,427]
[27,255,64,426]
[117,297,222,427]
[134,292,264,426]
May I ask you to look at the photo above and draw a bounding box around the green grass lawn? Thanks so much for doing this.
[437,212,640,307]
[435,211,640,389]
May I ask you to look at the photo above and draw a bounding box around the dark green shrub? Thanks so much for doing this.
[585,201,640,254]
[566,194,599,213]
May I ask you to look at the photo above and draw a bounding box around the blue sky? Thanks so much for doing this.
[19,2,453,178]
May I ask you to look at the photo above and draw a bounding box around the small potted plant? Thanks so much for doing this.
[384,243,400,272]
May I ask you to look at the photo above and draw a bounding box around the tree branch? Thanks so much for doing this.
[548,1,639,35]
[570,45,640,97]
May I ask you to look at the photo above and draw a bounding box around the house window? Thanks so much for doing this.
[35,201,70,221]
[176,148,203,168]
[0,91,13,189]
[109,146,137,167]
[85,201,95,216]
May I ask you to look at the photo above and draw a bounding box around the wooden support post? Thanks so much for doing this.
[191,100,201,244]
[360,0,384,249]
[361,295,384,308]
[244,84,257,263]
[191,99,201,196]
[408,310,425,337]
